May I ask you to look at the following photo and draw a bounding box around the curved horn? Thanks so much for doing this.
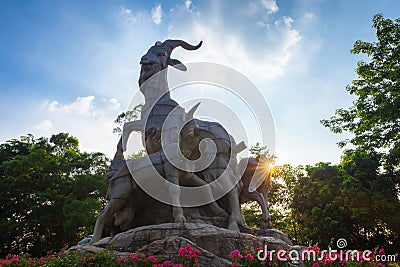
[185,102,201,121]
[162,39,202,55]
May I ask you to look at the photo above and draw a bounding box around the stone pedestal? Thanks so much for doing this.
[72,223,292,266]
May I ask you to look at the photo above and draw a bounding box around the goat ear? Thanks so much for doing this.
[168,58,187,71]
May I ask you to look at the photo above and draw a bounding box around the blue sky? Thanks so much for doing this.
[0,0,399,165]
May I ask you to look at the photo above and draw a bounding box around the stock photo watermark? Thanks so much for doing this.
[256,238,396,263]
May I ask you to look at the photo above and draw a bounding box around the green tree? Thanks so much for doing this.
[0,133,108,257]
[249,142,268,157]
[289,163,350,247]
[340,149,400,252]
[270,158,399,253]
[113,104,142,135]
[321,14,400,166]
[268,164,305,244]
[320,13,400,253]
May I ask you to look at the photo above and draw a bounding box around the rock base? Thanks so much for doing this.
[71,223,292,266]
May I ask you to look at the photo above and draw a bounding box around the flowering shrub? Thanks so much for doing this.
[0,244,200,267]
[172,244,201,267]
[0,242,397,266]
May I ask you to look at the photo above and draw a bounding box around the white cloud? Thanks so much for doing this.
[256,21,267,28]
[165,2,301,82]
[186,0,192,9]
[32,96,123,156]
[120,7,132,17]
[43,96,95,115]
[260,0,279,14]
[185,0,195,12]
[120,7,147,24]
[151,4,162,25]
[304,12,317,20]
[33,119,53,132]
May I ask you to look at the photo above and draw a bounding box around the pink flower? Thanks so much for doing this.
[156,260,174,267]
[176,244,200,260]
[118,256,127,264]
[10,255,18,263]
[230,250,243,259]
[308,245,320,252]
[233,263,239,267]
[178,247,186,257]
[252,236,261,245]
[379,248,385,255]
[129,254,140,262]
[245,253,255,261]
[147,255,157,263]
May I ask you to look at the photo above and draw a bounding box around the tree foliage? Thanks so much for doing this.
[113,104,142,135]
[267,164,304,244]
[314,14,400,252]
[0,133,108,257]
[321,14,400,155]
[269,159,400,254]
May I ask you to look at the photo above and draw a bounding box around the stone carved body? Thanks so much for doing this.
[188,119,245,231]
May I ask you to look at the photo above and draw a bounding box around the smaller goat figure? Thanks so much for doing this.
[238,155,274,228]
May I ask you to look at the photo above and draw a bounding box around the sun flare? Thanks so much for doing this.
[256,155,276,178]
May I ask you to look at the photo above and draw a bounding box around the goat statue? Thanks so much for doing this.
[92,39,258,244]
[120,39,246,232]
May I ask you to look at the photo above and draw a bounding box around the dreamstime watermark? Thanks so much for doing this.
[256,238,396,263]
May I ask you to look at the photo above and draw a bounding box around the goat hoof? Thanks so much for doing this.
[228,221,240,232]
[175,216,186,223]
[210,205,227,217]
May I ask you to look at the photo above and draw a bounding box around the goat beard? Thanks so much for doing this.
[138,71,152,86]
[138,66,164,86]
